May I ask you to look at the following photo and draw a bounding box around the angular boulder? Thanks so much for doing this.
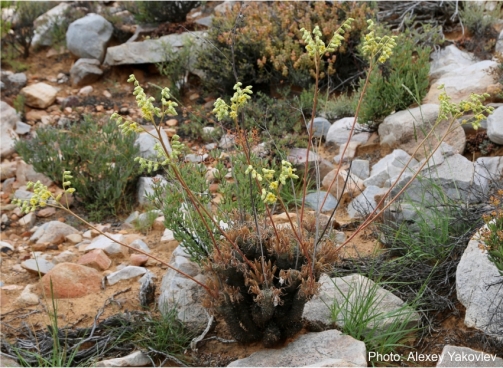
[21,82,58,109]
[29,221,80,244]
[70,58,103,87]
[487,106,503,145]
[66,14,113,62]
[32,2,71,47]
[325,117,371,149]
[0,101,20,158]
[40,263,102,298]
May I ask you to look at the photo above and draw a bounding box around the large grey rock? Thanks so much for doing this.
[391,145,488,205]
[379,104,465,158]
[474,156,503,186]
[21,83,58,109]
[66,14,113,62]
[104,31,205,66]
[325,117,371,149]
[456,232,503,339]
[487,106,503,145]
[135,127,172,159]
[437,345,503,367]
[21,258,55,275]
[424,60,498,104]
[307,117,331,139]
[227,329,367,367]
[429,45,477,82]
[304,191,338,212]
[70,58,103,87]
[32,2,71,46]
[137,175,168,206]
[29,221,80,244]
[0,101,20,157]
[347,186,387,219]
[158,245,208,332]
[351,159,370,180]
[363,149,418,188]
[304,274,419,333]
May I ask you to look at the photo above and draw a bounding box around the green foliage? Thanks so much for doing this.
[482,190,503,277]
[124,1,201,24]
[357,24,431,125]
[156,37,195,98]
[321,92,357,120]
[1,1,55,58]
[133,209,159,234]
[13,94,25,119]
[15,116,141,221]
[196,1,373,94]
[460,1,502,38]
[329,275,420,360]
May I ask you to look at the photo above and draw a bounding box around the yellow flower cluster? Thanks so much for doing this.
[247,161,299,205]
[360,19,397,64]
[300,18,354,58]
[13,172,75,213]
[213,82,253,121]
[135,134,186,172]
[437,84,494,130]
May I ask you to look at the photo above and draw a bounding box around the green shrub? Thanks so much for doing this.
[196,1,373,94]
[481,190,503,276]
[124,1,200,24]
[321,92,358,120]
[356,24,431,126]
[15,116,141,221]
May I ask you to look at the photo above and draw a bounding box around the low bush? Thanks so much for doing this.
[15,116,141,221]
[196,1,373,94]
[481,189,503,276]
[124,1,200,24]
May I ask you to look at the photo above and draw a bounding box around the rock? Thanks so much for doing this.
[0,101,20,157]
[0,161,17,181]
[347,186,387,219]
[25,109,49,122]
[185,153,208,163]
[325,117,371,149]
[487,106,503,145]
[424,60,498,104]
[429,45,477,82]
[214,1,235,14]
[139,271,156,307]
[322,169,364,204]
[96,351,151,367]
[378,104,466,158]
[24,164,53,187]
[158,245,208,332]
[334,141,360,164]
[351,159,370,180]
[307,117,331,139]
[15,121,31,135]
[496,30,503,56]
[77,249,112,271]
[137,175,167,206]
[363,149,418,188]
[474,157,503,187]
[0,355,21,367]
[219,133,236,149]
[30,221,79,244]
[78,85,93,96]
[70,58,103,87]
[21,83,58,109]
[37,207,56,218]
[456,232,503,338]
[40,262,101,298]
[161,229,175,242]
[65,233,83,244]
[130,254,149,266]
[0,241,14,252]
[21,258,55,275]
[66,14,113,62]
[15,284,39,306]
[104,31,205,66]
[288,148,334,180]
[18,212,35,227]
[85,233,127,256]
[304,191,338,212]
[107,266,147,285]
[53,250,76,264]
[391,146,487,205]
[195,15,213,27]
[437,345,503,367]
[5,72,27,90]
[135,128,172,159]
[303,274,419,333]
[32,2,71,46]
[227,329,367,367]
[130,239,151,253]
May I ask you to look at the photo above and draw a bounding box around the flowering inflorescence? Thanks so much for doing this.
[213,82,253,121]
[135,134,186,173]
[437,84,494,130]
[360,19,397,64]
[246,161,299,205]
[13,171,76,213]
[300,18,354,59]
